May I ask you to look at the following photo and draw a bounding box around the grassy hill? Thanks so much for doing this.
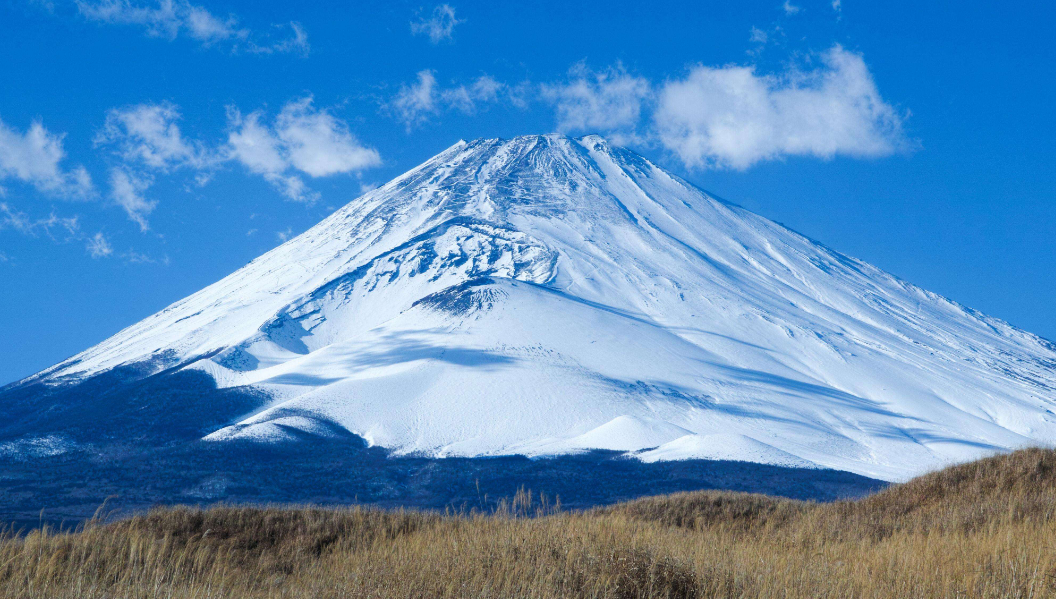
[3,448,1056,598]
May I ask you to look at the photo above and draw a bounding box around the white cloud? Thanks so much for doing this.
[109,167,156,230]
[86,231,113,258]
[98,102,207,171]
[832,0,842,11]
[276,227,292,241]
[410,4,462,44]
[75,0,308,54]
[226,97,380,202]
[540,65,652,138]
[782,0,801,15]
[390,70,438,130]
[225,109,284,174]
[0,117,93,198]
[276,98,381,177]
[749,27,768,44]
[653,45,909,170]
[97,96,379,208]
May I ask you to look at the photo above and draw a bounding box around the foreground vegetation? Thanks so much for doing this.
[3,448,1056,598]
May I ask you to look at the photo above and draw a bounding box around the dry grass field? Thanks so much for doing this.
[3,448,1056,598]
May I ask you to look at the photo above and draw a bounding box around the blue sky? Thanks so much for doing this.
[1,0,1054,385]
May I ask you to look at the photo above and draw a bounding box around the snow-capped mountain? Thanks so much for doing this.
[10,134,1056,481]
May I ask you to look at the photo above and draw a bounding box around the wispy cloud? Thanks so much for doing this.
[385,44,906,172]
[389,70,438,130]
[653,45,910,170]
[98,102,209,171]
[108,167,155,231]
[93,96,379,213]
[540,64,652,141]
[1,199,158,260]
[410,4,462,44]
[77,0,242,42]
[782,0,801,15]
[122,248,168,264]
[0,116,93,198]
[0,201,81,239]
[74,0,308,55]
[226,96,381,202]
[442,75,503,113]
[86,231,113,258]
[95,102,204,228]
[247,21,309,56]
[388,71,510,130]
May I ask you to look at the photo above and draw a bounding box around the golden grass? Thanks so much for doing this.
[4,448,1056,598]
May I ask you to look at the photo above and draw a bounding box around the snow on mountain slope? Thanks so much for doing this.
[22,134,1056,481]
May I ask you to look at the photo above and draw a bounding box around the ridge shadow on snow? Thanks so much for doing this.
[0,365,266,444]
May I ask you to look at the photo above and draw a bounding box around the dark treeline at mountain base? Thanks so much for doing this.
[0,433,882,531]
[0,365,883,529]
[2,448,1056,597]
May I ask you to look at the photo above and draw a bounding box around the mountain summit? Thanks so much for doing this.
[7,134,1056,481]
